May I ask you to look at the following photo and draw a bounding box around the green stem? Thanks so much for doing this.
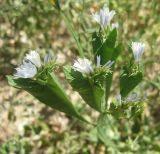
[102,80,107,112]
[60,11,84,58]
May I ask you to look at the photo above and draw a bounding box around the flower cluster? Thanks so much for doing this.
[92,6,145,63]
[14,50,54,78]
[7,4,147,126]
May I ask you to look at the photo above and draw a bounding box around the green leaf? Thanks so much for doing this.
[96,29,117,65]
[64,66,105,112]
[120,68,143,98]
[92,32,102,54]
[105,43,123,102]
[97,114,120,147]
[111,43,123,61]
[6,75,86,121]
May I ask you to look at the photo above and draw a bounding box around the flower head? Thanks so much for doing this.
[131,42,145,62]
[117,93,140,104]
[73,58,93,75]
[14,51,41,78]
[92,7,116,28]
[14,61,37,78]
[14,50,44,78]
[126,93,140,103]
[14,50,56,78]
[25,50,41,68]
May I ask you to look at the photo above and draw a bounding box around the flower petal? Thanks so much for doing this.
[25,50,41,68]
[14,61,37,78]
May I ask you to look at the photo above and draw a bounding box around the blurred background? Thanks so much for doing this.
[0,0,160,153]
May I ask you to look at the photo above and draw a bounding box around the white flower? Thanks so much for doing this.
[92,7,116,28]
[14,50,41,78]
[96,55,114,68]
[25,50,41,68]
[126,93,139,103]
[131,42,145,62]
[103,60,114,68]
[111,22,119,29]
[96,55,101,67]
[117,94,122,104]
[14,50,56,78]
[14,61,37,78]
[44,51,55,64]
[73,58,93,74]
[117,93,139,104]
